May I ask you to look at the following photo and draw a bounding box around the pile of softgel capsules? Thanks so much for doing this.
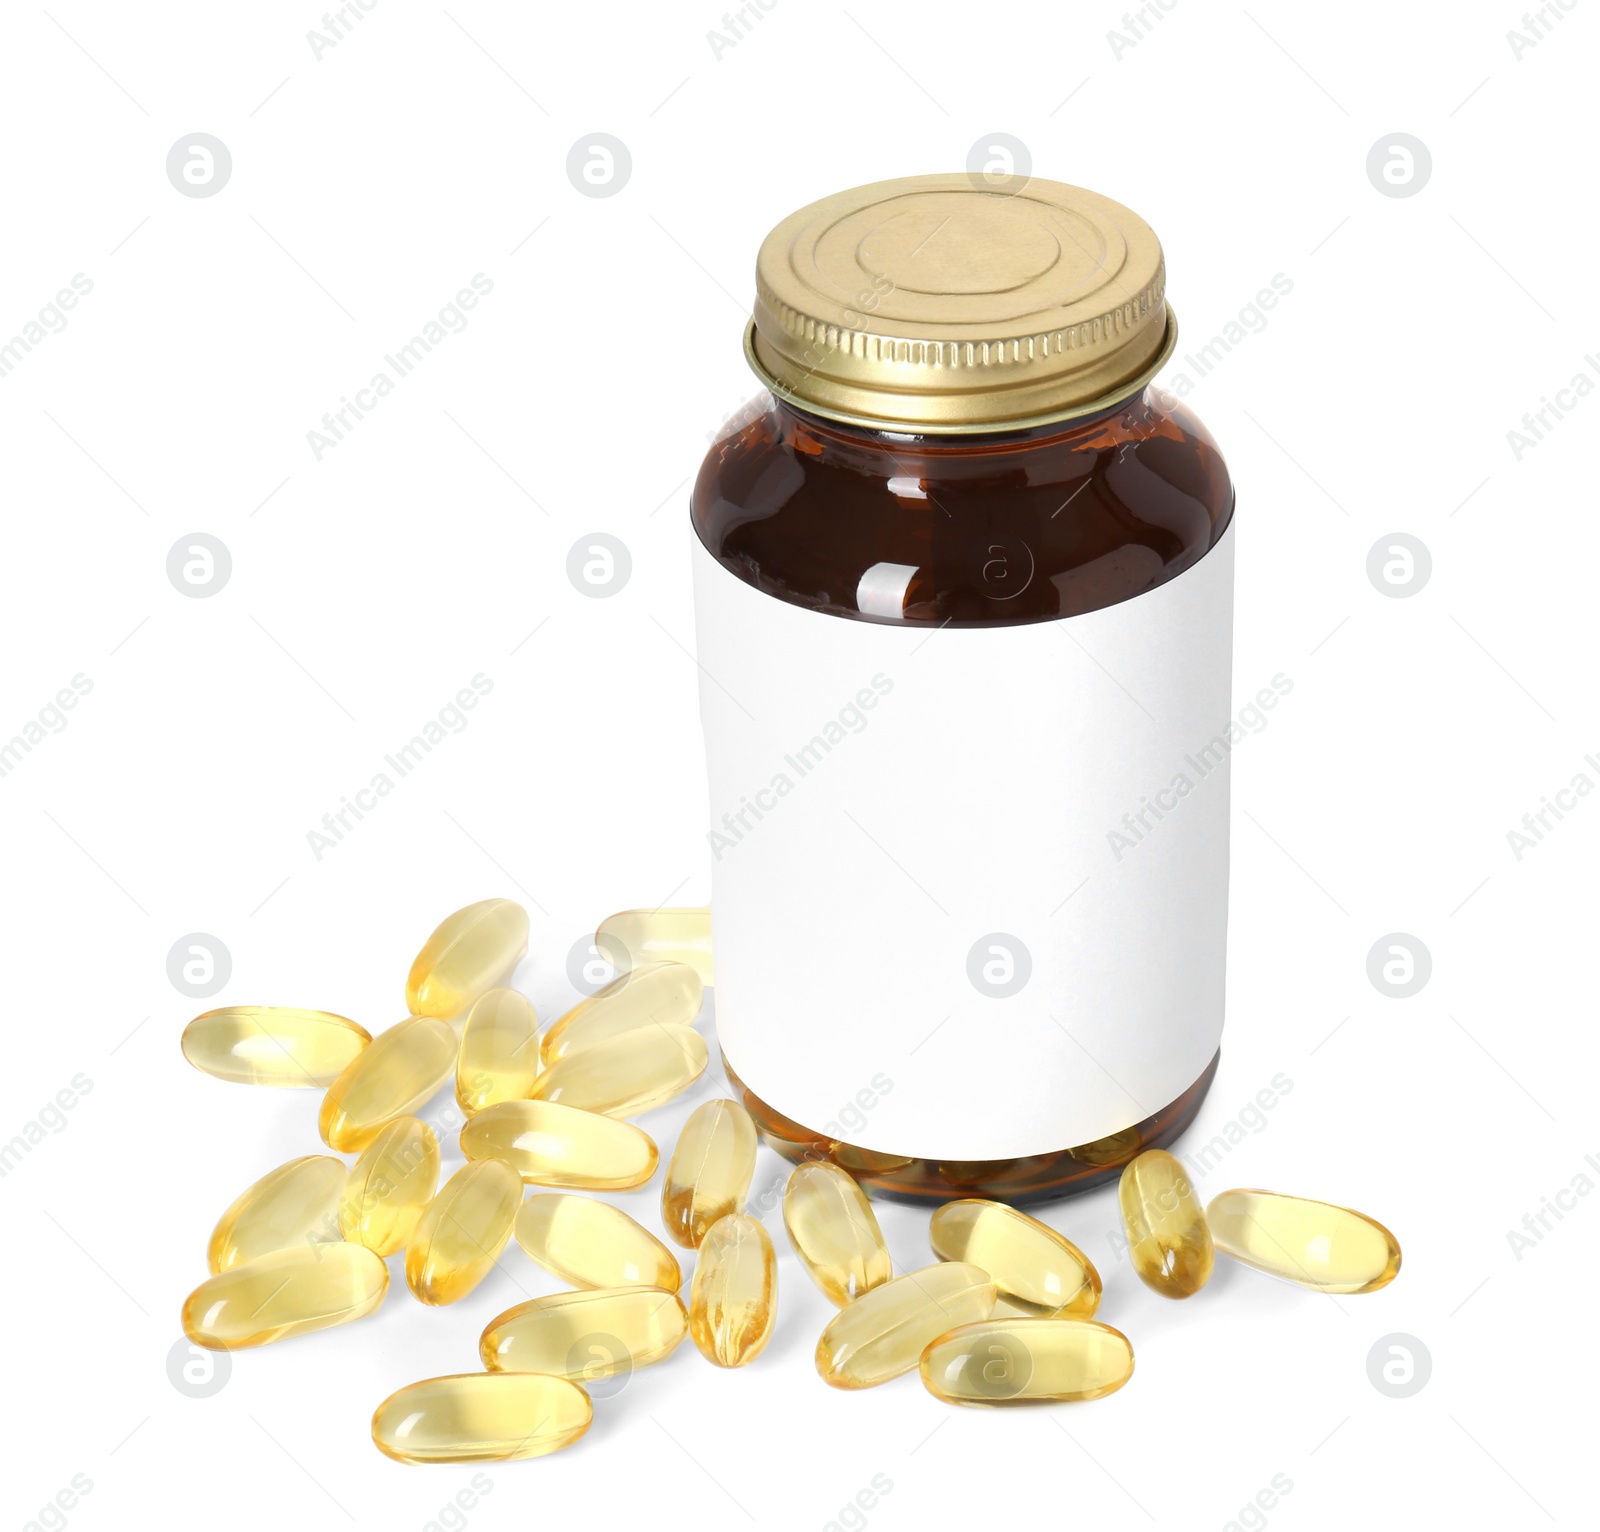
[180,898,1402,1463]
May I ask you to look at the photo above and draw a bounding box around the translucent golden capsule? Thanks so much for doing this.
[207,1155,348,1273]
[816,1263,996,1390]
[831,1144,915,1174]
[406,1159,522,1305]
[340,1116,440,1257]
[1118,1149,1214,1298]
[372,1373,591,1464]
[481,1286,689,1379]
[783,1162,892,1306]
[529,1024,707,1118]
[662,1098,757,1249]
[318,1016,456,1153]
[1206,1189,1402,1294]
[182,1007,370,1088]
[182,1243,389,1350]
[929,1199,1101,1319]
[920,1318,1134,1406]
[596,907,713,984]
[690,1214,777,1368]
[406,898,529,1019]
[540,961,704,1065]
[1068,1125,1143,1167]
[456,988,540,1113]
[460,1100,658,1189]
[516,1194,681,1291]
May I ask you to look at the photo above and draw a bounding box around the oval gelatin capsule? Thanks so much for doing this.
[406,898,529,1019]
[456,988,540,1113]
[318,1016,456,1153]
[182,1007,370,1088]
[783,1162,892,1306]
[481,1286,689,1379]
[182,1243,388,1350]
[929,1199,1101,1319]
[595,907,713,984]
[372,1372,591,1465]
[515,1194,681,1291]
[405,1159,522,1305]
[1206,1189,1401,1294]
[460,1100,658,1189]
[340,1116,440,1256]
[1119,1149,1214,1299]
[207,1155,348,1273]
[541,962,704,1065]
[690,1214,777,1368]
[662,1098,757,1249]
[817,1263,996,1389]
[530,1025,707,1118]
[920,1318,1134,1406]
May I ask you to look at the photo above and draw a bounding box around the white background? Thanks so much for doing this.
[3,2,1596,1529]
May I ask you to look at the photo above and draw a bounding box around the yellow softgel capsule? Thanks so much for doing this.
[530,1024,707,1118]
[340,1117,440,1256]
[690,1214,777,1368]
[1119,1149,1214,1298]
[182,1243,388,1350]
[318,1016,456,1152]
[406,898,529,1019]
[182,1007,370,1088]
[920,1318,1134,1406]
[481,1286,689,1379]
[817,1262,996,1389]
[207,1155,348,1273]
[515,1194,681,1291]
[456,988,540,1113]
[929,1199,1101,1319]
[783,1162,892,1306]
[460,1100,658,1189]
[596,907,713,984]
[540,961,704,1065]
[1206,1189,1402,1294]
[662,1098,758,1249]
[405,1158,521,1305]
[372,1372,591,1465]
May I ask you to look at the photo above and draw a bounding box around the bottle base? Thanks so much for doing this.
[722,1050,1220,1207]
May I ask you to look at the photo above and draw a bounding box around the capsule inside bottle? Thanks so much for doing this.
[530,1024,707,1117]
[595,907,713,984]
[929,1199,1101,1319]
[1206,1189,1401,1294]
[406,1158,522,1305]
[456,988,540,1113]
[515,1193,681,1292]
[784,1161,892,1306]
[815,1262,996,1389]
[541,961,704,1064]
[920,1318,1134,1406]
[406,898,529,1019]
[207,1155,349,1273]
[460,1099,658,1189]
[182,1243,389,1350]
[182,1007,370,1088]
[372,1372,591,1464]
[318,1016,456,1153]
[1118,1149,1214,1298]
[662,1098,757,1249]
[690,1213,777,1369]
[340,1116,440,1257]
[481,1286,689,1379]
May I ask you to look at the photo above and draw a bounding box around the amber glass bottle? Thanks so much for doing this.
[692,175,1235,1204]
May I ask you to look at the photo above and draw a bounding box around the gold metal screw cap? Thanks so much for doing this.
[747,173,1174,434]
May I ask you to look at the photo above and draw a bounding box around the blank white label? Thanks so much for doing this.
[692,522,1235,1160]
